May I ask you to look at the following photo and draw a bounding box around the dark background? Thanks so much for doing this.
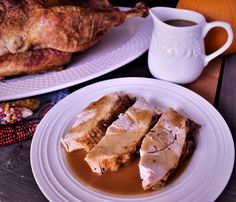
[0,1,235,202]
[111,0,178,8]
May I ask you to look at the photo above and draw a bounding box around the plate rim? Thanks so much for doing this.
[30,77,235,202]
[0,9,152,101]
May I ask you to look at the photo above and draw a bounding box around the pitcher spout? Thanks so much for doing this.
[149,8,158,21]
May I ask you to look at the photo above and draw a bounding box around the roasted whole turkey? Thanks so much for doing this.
[0,0,149,79]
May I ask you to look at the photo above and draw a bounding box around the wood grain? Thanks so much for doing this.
[0,52,232,201]
[0,140,47,202]
[217,54,236,202]
[186,57,222,104]
[0,0,233,200]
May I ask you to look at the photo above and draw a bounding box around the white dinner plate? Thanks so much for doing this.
[30,78,234,202]
[0,9,152,101]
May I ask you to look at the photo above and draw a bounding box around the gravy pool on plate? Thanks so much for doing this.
[66,150,190,195]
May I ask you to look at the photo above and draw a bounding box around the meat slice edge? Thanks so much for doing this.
[85,97,158,175]
[61,92,135,152]
[139,108,200,190]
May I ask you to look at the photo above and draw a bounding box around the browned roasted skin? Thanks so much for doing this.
[0,0,36,56]
[0,0,148,78]
[0,49,72,79]
[77,0,112,10]
[0,0,149,55]
[38,0,112,10]
[27,6,128,52]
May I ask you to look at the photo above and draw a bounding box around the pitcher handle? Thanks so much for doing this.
[203,21,233,65]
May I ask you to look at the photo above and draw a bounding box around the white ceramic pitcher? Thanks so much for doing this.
[148,7,233,84]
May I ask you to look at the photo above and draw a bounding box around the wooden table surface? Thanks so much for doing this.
[0,52,235,202]
[0,1,236,202]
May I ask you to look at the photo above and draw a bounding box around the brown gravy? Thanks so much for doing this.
[66,150,191,195]
[164,19,197,27]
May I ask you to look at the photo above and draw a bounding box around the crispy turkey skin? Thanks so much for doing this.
[0,0,149,79]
